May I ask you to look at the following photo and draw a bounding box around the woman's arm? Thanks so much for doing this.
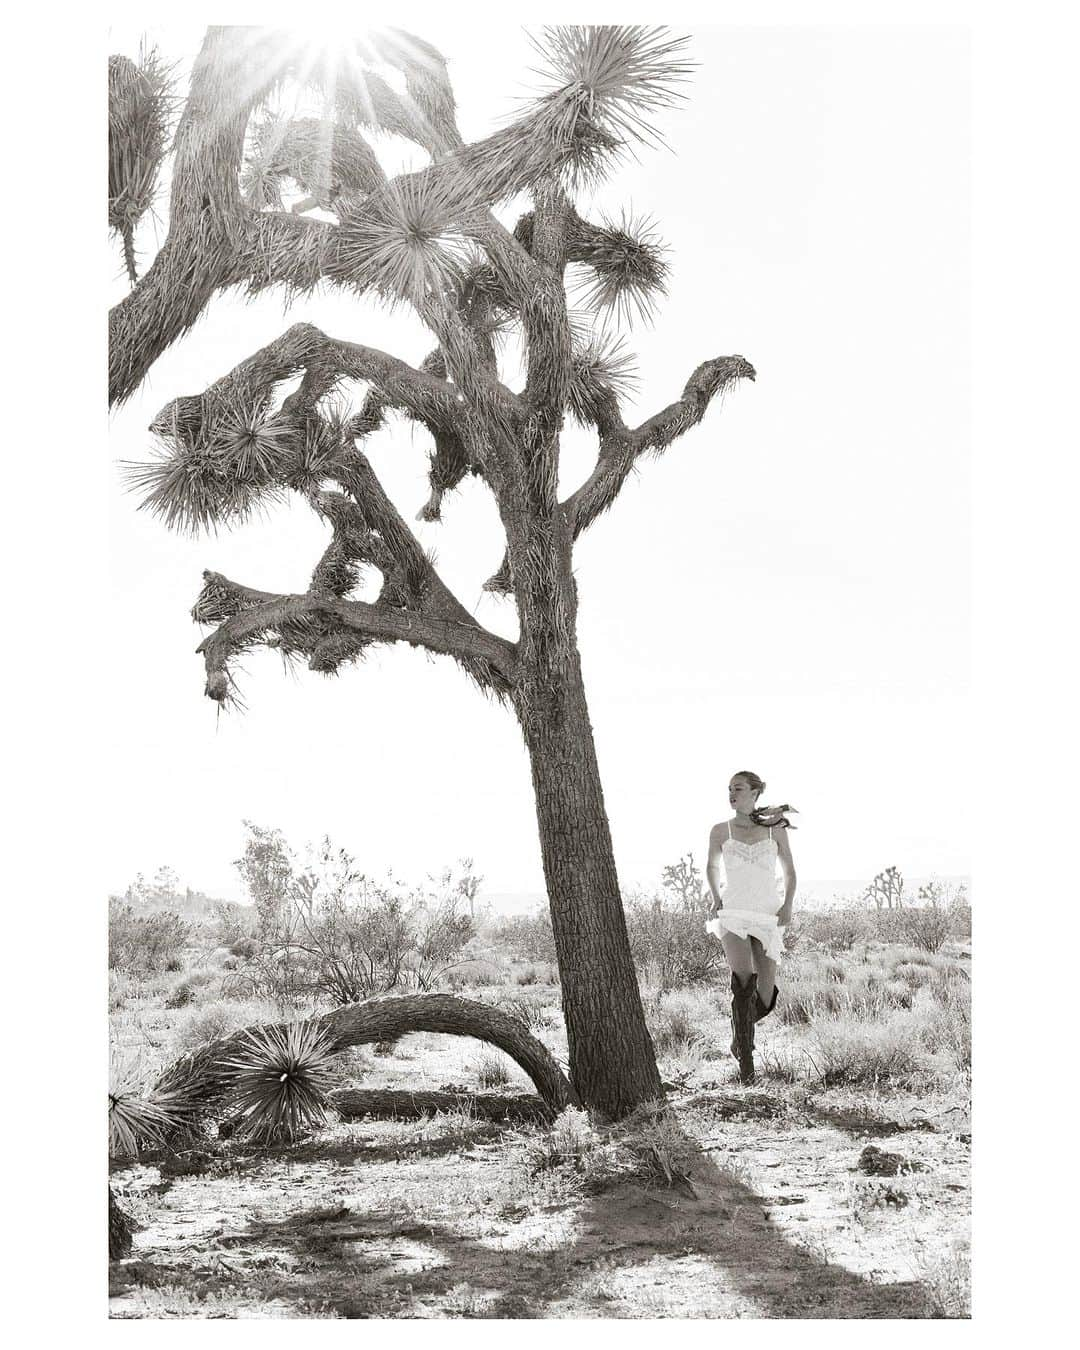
[776,825,797,925]
[705,824,725,912]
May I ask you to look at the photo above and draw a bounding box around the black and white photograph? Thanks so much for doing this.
[96,11,988,1321]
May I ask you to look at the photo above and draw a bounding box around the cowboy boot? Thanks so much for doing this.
[755,983,779,1022]
[729,971,758,1085]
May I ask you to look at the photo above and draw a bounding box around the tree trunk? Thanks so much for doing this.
[109,1185,134,1261]
[515,650,663,1120]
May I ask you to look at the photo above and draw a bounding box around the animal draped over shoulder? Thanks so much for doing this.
[750,804,798,830]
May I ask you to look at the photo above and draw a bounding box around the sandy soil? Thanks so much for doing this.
[109,1041,970,1319]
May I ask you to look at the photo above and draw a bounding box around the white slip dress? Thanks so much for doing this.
[704,822,785,963]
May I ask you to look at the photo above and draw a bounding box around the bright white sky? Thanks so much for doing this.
[107,23,970,905]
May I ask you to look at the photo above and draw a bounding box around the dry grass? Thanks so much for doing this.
[109,903,970,1320]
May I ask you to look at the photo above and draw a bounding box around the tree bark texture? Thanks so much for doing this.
[514,649,664,1120]
[328,1087,552,1125]
[109,1185,135,1261]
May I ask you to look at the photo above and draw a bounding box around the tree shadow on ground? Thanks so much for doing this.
[119,1109,931,1319]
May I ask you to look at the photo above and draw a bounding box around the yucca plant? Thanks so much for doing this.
[108,44,178,285]
[109,1053,195,1159]
[112,25,756,1121]
[219,1022,338,1144]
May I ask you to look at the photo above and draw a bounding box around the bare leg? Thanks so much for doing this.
[749,937,777,1008]
[720,932,755,985]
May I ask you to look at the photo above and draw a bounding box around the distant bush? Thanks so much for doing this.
[168,997,282,1058]
[790,907,867,952]
[899,904,954,954]
[109,901,191,975]
[488,910,556,964]
[164,966,218,1010]
[212,900,258,948]
[625,891,724,990]
[514,961,558,986]
[228,827,479,1008]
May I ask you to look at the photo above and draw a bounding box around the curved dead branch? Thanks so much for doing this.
[155,993,579,1120]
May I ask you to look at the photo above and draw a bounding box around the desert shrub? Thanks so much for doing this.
[109,1051,200,1159]
[624,889,724,990]
[776,963,848,1025]
[883,979,915,1009]
[472,1050,513,1089]
[918,1235,971,1318]
[164,966,218,1009]
[865,908,910,944]
[810,1017,930,1088]
[229,936,259,960]
[796,907,867,952]
[212,900,258,948]
[645,988,715,1056]
[913,981,971,1077]
[514,961,558,986]
[230,828,478,1006]
[109,900,192,975]
[892,961,936,988]
[620,1101,702,1186]
[456,961,507,987]
[497,993,556,1033]
[488,909,556,964]
[523,1107,624,1193]
[900,904,953,953]
[165,982,196,1009]
[523,1103,699,1197]
[168,997,281,1058]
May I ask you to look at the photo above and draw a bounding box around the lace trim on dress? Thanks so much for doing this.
[722,837,778,872]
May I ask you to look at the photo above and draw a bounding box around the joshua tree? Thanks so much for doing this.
[865,865,906,910]
[110,26,755,1119]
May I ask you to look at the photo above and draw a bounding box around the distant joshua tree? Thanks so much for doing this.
[865,865,906,910]
[110,26,755,1119]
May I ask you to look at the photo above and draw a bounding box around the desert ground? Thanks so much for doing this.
[109,904,970,1319]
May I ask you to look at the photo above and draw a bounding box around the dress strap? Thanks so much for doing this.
[728,821,734,842]
[768,826,773,841]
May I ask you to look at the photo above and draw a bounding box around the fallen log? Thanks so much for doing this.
[155,992,578,1121]
[328,1086,553,1124]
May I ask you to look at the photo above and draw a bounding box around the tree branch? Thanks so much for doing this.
[194,573,517,702]
[564,355,756,539]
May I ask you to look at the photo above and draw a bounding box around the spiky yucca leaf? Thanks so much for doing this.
[527,26,693,151]
[567,334,639,426]
[124,381,302,534]
[123,437,282,536]
[334,176,473,308]
[570,210,670,327]
[108,44,179,283]
[109,1054,196,1159]
[220,1022,338,1144]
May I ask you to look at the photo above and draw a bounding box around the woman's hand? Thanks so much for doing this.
[777,903,793,927]
[709,896,723,915]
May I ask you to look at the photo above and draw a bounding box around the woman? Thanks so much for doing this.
[705,771,797,1084]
